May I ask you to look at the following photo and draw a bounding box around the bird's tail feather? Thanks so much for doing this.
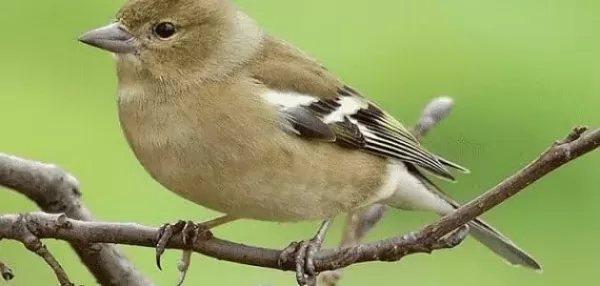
[466,217,542,271]
[436,155,470,174]
[398,163,540,271]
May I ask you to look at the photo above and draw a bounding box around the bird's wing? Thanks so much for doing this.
[252,37,467,180]
[259,83,468,181]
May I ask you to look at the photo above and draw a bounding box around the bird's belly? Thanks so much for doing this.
[129,135,385,222]
[182,179,354,222]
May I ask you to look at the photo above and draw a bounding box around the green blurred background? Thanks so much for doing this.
[1,0,599,285]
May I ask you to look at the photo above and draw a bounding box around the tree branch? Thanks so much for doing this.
[1,126,598,286]
[419,126,597,241]
[0,154,154,286]
[11,213,74,286]
[0,212,470,272]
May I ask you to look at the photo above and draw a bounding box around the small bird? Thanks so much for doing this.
[79,0,541,284]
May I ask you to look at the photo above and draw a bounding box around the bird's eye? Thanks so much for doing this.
[154,22,176,39]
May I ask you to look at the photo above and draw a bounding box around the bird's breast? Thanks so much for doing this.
[116,83,389,222]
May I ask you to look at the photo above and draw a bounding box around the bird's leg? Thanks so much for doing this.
[155,215,236,268]
[155,215,237,286]
[279,218,333,286]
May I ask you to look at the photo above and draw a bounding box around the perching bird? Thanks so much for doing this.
[78,0,541,284]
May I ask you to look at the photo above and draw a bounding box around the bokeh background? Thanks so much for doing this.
[1,0,599,285]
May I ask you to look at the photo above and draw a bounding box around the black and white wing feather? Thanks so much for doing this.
[262,85,468,181]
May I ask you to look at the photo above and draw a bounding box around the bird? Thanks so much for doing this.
[78,0,541,284]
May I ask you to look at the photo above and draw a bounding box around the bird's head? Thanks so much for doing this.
[79,0,250,82]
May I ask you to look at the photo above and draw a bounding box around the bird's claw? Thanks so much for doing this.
[277,219,332,286]
[175,250,192,286]
[279,237,324,286]
[277,241,300,268]
[156,220,187,270]
[181,221,202,245]
[434,224,470,249]
[155,220,213,273]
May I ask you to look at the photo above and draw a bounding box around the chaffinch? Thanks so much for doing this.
[79,0,540,284]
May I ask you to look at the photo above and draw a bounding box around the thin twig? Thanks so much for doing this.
[0,154,154,286]
[418,127,599,242]
[0,127,597,279]
[413,96,455,138]
[11,214,73,286]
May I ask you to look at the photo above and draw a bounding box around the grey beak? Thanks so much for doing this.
[79,23,137,54]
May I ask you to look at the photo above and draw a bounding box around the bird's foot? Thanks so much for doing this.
[278,219,333,286]
[431,224,470,249]
[156,220,213,270]
[155,220,213,286]
[278,240,321,286]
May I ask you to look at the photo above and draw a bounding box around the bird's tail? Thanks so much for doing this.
[464,217,542,271]
[384,163,541,271]
[399,163,542,271]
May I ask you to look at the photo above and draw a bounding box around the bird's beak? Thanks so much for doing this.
[78,23,137,54]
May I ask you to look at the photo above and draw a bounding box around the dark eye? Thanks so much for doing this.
[154,22,176,39]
